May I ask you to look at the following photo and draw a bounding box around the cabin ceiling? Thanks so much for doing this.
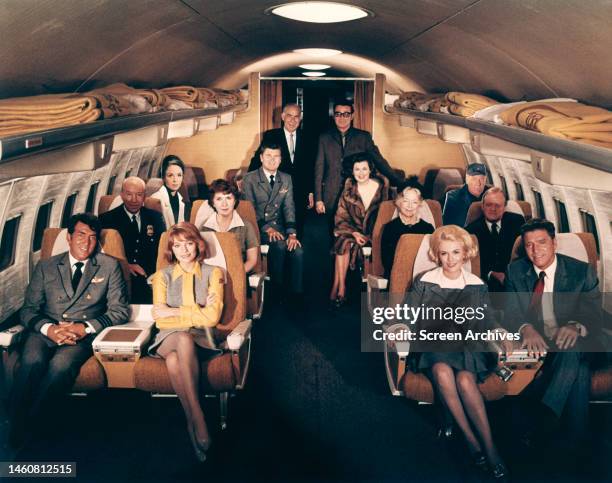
[1,0,611,107]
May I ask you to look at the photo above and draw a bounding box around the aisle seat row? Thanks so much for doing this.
[2,226,253,428]
[369,231,612,403]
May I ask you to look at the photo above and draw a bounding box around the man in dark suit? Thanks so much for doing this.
[504,219,602,447]
[466,187,524,291]
[248,104,313,235]
[100,176,165,303]
[243,142,304,302]
[9,213,129,447]
[314,99,401,219]
[442,163,489,226]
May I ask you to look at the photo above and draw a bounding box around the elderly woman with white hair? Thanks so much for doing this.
[380,185,434,277]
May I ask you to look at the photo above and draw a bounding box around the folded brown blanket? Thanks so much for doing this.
[500,101,612,147]
[445,92,498,112]
[394,91,443,110]
[0,93,101,137]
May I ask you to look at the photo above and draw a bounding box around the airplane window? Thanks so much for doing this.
[32,201,53,252]
[106,175,117,195]
[86,182,100,213]
[532,189,545,218]
[0,215,21,271]
[499,176,508,198]
[514,181,524,201]
[554,199,570,233]
[61,192,78,228]
[581,211,600,256]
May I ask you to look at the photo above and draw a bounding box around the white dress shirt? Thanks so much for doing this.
[284,128,296,163]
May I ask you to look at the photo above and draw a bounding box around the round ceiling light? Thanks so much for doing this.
[299,64,331,70]
[293,48,342,57]
[270,2,370,23]
[302,71,326,77]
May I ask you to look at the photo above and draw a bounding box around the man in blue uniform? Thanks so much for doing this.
[442,163,488,226]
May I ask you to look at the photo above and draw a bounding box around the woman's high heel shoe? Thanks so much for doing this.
[471,452,487,470]
[188,427,208,463]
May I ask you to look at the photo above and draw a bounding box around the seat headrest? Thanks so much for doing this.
[51,228,70,256]
[192,200,214,228]
[556,234,589,263]
[506,200,525,217]
[200,231,228,281]
[109,195,123,211]
[145,178,164,197]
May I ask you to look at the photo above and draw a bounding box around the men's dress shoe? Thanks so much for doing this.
[491,463,508,480]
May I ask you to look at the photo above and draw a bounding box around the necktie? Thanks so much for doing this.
[72,262,84,291]
[131,214,139,234]
[289,133,295,162]
[269,174,275,189]
[341,134,346,148]
[528,271,546,320]
[491,222,499,238]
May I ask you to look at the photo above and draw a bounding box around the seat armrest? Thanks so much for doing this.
[248,272,265,289]
[227,319,252,351]
[0,324,25,348]
[260,244,269,255]
[367,275,388,290]
[384,323,411,357]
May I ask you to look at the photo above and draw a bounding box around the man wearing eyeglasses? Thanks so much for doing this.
[314,100,400,219]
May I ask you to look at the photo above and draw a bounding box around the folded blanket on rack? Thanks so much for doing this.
[500,101,612,148]
[445,92,498,112]
[0,93,101,137]
[394,91,444,110]
[87,83,154,118]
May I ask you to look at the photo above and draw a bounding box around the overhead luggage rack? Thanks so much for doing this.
[386,105,612,175]
[0,103,247,163]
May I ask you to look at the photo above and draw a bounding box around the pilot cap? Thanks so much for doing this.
[466,163,487,176]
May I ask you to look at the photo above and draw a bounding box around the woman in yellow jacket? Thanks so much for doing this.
[150,221,224,462]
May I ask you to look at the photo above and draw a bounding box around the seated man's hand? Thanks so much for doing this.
[128,263,147,277]
[489,271,505,285]
[286,234,301,251]
[265,227,285,242]
[47,324,77,346]
[315,201,326,214]
[500,339,515,357]
[352,232,368,246]
[307,193,315,209]
[554,324,579,350]
[520,324,548,358]
[59,322,88,341]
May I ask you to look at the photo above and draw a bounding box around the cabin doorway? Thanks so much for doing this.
[259,78,374,143]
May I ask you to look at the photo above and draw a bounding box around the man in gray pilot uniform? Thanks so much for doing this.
[242,142,304,302]
[8,213,129,447]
